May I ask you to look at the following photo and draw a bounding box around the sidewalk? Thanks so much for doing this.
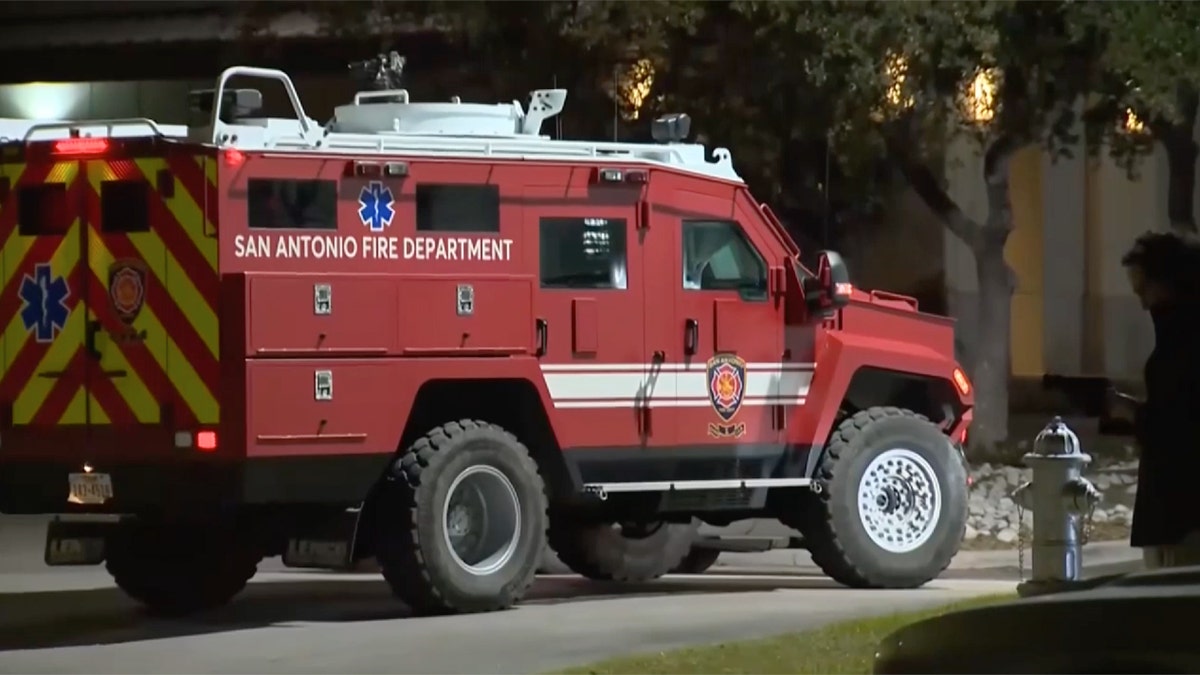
[711,539,1142,578]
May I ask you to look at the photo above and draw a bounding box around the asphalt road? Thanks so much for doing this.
[0,516,1015,674]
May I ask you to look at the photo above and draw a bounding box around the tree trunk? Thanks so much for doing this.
[1163,127,1198,234]
[1154,89,1198,234]
[887,134,1019,460]
[968,137,1019,459]
[970,241,1014,458]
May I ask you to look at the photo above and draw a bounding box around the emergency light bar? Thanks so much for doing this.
[53,137,109,155]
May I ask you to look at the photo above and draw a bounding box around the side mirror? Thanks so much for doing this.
[804,250,852,317]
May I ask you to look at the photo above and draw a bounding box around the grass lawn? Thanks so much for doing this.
[556,592,1015,675]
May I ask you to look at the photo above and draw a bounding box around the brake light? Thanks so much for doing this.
[223,148,245,167]
[952,368,972,397]
[54,138,109,155]
[196,430,218,452]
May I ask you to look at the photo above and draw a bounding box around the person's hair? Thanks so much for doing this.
[1121,230,1200,297]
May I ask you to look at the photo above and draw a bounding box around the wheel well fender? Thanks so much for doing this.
[351,377,568,561]
[797,335,969,477]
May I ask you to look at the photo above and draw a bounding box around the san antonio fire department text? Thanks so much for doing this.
[233,233,515,261]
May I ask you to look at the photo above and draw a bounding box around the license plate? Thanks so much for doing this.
[67,473,113,505]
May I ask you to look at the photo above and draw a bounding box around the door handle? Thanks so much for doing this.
[85,320,102,360]
[684,318,699,356]
[535,318,548,357]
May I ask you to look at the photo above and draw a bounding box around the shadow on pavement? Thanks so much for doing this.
[0,573,843,651]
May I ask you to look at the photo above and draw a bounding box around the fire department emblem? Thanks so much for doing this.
[108,259,147,325]
[706,353,747,438]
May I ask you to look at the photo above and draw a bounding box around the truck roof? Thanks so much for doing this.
[183,60,744,185]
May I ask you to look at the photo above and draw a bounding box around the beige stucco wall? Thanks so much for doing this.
[944,122,1197,383]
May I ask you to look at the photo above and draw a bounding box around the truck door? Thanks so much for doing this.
[656,189,790,461]
[0,156,87,428]
[81,157,170,429]
[529,186,651,452]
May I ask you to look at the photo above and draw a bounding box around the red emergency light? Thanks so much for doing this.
[53,138,109,155]
[223,148,245,167]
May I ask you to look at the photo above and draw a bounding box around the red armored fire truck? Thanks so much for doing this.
[0,54,972,617]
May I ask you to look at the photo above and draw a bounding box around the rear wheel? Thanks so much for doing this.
[374,420,548,615]
[779,407,967,588]
[105,519,262,617]
[548,517,699,582]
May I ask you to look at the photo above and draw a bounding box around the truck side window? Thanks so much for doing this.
[246,179,337,230]
[681,220,767,300]
[100,181,150,233]
[539,217,628,290]
[17,183,70,236]
[416,184,500,233]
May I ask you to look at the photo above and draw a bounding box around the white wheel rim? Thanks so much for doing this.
[856,448,942,554]
[441,465,522,576]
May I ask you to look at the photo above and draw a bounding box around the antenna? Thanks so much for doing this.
[823,131,832,246]
[612,64,619,142]
[553,74,563,140]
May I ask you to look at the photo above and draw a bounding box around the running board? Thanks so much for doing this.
[583,477,817,500]
[692,535,807,553]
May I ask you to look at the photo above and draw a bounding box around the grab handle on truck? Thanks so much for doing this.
[208,66,313,145]
[23,118,167,143]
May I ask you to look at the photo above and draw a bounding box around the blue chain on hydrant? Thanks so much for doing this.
[1011,416,1103,597]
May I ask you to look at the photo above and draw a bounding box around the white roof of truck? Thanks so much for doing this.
[187,64,744,184]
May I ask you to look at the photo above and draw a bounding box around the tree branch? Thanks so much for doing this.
[884,129,984,249]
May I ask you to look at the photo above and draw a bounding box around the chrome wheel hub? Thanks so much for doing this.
[856,448,942,554]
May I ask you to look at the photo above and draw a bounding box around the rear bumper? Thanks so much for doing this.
[0,454,391,514]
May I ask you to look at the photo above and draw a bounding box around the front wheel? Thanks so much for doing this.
[374,420,548,615]
[780,407,967,588]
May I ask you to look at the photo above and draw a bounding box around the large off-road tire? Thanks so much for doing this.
[547,517,699,582]
[104,520,262,617]
[785,407,967,589]
[374,419,548,616]
[670,546,722,574]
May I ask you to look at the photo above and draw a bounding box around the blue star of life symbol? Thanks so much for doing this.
[18,263,71,344]
[357,181,395,233]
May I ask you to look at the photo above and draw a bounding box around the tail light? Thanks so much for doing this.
[223,148,245,167]
[196,431,218,452]
[174,430,219,452]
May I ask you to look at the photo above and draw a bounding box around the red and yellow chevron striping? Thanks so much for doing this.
[0,149,220,430]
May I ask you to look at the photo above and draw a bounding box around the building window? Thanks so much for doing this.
[682,220,767,300]
[416,184,500,233]
[247,179,337,230]
[17,183,70,236]
[540,217,628,290]
[100,181,149,233]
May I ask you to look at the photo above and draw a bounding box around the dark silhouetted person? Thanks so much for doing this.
[1115,231,1200,569]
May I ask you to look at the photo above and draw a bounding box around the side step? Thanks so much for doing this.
[692,535,806,553]
[584,478,815,499]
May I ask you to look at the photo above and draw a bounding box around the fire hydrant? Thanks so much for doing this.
[1011,416,1103,597]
